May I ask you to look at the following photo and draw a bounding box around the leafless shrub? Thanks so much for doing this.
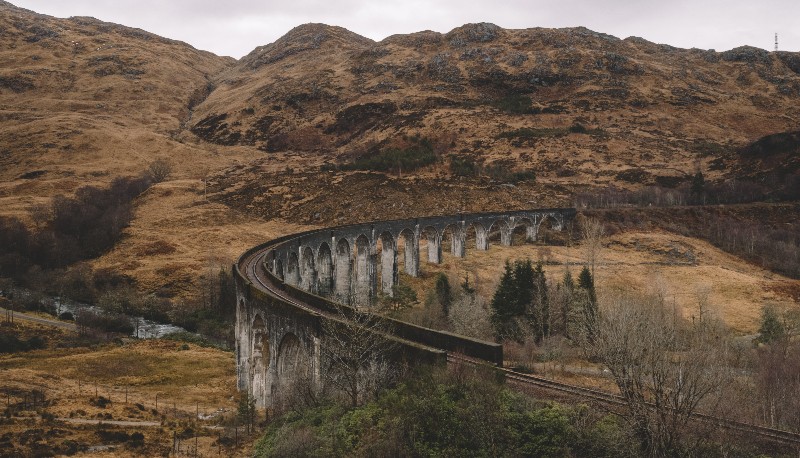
[147,159,172,183]
[587,291,731,456]
[321,306,399,407]
[448,293,492,340]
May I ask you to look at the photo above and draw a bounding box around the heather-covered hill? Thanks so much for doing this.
[0,1,241,214]
[0,3,796,311]
[192,22,800,193]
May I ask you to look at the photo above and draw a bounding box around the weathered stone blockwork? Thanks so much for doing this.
[235,208,576,408]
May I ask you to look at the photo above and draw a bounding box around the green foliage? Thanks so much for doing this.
[497,124,604,141]
[0,331,46,353]
[569,122,607,136]
[529,262,549,342]
[515,406,574,457]
[578,266,597,342]
[434,273,452,317]
[757,305,786,345]
[563,269,575,292]
[254,369,636,457]
[490,259,549,342]
[491,261,525,341]
[484,163,536,184]
[449,155,535,183]
[691,170,706,197]
[342,138,436,174]
[381,282,418,311]
[237,394,257,433]
[578,266,596,303]
[493,93,535,114]
[561,270,576,338]
[449,155,479,177]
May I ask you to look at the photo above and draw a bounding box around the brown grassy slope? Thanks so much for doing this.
[0,322,242,456]
[192,23,800,191]
[391,230,797,334]
[0,1,246,207]
[0,5,796,302]
[0,2,283,296]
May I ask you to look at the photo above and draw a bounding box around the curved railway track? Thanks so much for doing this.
[241,244,800,447]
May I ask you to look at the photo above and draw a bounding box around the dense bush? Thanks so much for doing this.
[0,331,46,353]
[484,163,536,184]
[449,155,479,177]
[254,369,635,457]
[492,94,535,114]
[342,138,436,174]
[0,175,152,279]
[497,127,569,140]
[448,156,535,183]
[75,309,134,335]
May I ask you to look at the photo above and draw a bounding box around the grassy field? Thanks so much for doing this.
[0,320,257,456]
[391,229,798,334]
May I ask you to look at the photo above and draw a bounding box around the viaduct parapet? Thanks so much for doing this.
[235,208,576,408]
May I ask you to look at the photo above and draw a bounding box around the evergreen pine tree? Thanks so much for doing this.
[690,170,705,203]
[563,269,575,292]
[757,305,786,344]
[578,266,597,343]
[434,273,452,317]
[530,262,549,341]
[513,259,534,313]
[561,269,575,338]
[490,261,521,341]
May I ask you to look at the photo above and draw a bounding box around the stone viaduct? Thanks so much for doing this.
[235,208,576,408]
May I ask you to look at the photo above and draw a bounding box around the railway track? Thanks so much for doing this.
[242,245,800,447]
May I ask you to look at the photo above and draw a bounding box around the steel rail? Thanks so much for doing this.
[241,241,800,447]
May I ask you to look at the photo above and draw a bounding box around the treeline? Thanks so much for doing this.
[583,205,800,279]
[703,215,799,279]
[752,306,800,431]
[0,175,151,277]
[576,171,799,209]
[490,259,597,345]
[325,136,437,175]
[577,173,800,279]
[2,266,237,344]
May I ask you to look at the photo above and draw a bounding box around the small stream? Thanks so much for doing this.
[4,288,189,339]
[53,298,187,339]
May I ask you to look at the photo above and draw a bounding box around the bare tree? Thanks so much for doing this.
[755,306,800,430]
[147,159,172,183]
[580,216,605,277]
[588,292,730,457]
[449,294,493,340]
[29,203,51,230]
[321,306,398,407]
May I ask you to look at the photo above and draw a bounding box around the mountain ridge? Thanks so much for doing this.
[0,1,797,301]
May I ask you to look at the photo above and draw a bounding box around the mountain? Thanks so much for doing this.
[0,1,233,212]
[191,22,800,187]
[0,1,798,298]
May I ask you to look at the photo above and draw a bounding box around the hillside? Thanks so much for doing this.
[193,23,800,190]
[0,1,249,215]
[0,2,797,319]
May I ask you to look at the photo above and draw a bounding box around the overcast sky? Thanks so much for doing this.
[11,0,800,58]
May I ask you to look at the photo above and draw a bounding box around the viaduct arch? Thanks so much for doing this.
[235,208,576,408]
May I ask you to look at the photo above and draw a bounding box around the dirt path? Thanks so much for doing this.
[0,307,77,332]
[57,417,161,427]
